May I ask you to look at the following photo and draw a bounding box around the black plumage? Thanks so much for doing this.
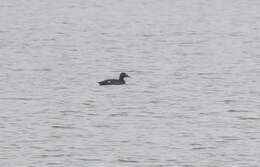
[98,72,130,85]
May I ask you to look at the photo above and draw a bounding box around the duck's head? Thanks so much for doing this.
[119,72,130,79]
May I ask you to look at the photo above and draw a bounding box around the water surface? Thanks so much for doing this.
[0,0,260,166]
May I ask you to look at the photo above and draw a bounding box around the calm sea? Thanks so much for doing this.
[0,0,260,166]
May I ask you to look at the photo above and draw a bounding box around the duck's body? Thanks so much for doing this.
[98,72,129,86]
[98,79,125,85]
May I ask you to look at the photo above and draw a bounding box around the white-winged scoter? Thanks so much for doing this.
[98,72,130,85]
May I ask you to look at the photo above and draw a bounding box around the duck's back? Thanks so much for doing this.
[98,79,125,85]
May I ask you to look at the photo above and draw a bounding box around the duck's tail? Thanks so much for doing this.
[97,81,104,85]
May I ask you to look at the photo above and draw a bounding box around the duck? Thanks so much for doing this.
[98,72,130,85]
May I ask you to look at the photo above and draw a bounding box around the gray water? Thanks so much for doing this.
[0,0,260,166]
